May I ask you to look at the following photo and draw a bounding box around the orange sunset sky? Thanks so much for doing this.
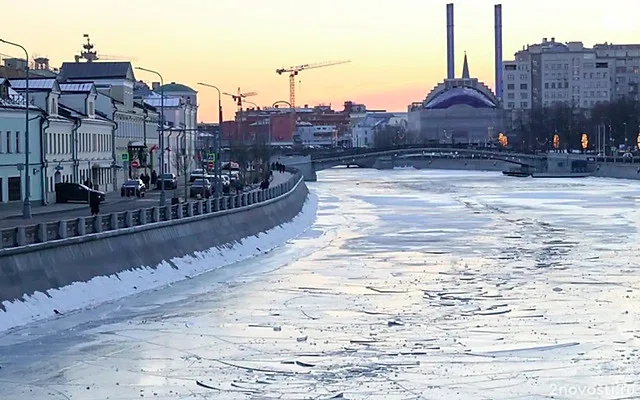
[3,0,640,122]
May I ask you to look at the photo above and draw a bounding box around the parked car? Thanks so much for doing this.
[221,175,231,186]
[55,182,105,204]
[190,178,214,198]
[121,179,146,197]
[189,169,205,182]
[156,173,177,190]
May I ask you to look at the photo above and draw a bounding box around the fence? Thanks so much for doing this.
[0,171,303,250]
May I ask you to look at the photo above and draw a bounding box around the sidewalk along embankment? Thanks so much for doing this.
[0,173,317,333]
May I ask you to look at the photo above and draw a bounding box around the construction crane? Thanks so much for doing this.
[276,60,350,109]
[223,88,257,143]
[223,87,257,112]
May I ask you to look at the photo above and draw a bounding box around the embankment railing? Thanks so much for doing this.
[0,171,303,250]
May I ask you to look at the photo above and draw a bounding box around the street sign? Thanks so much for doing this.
[207,153,216,161]
[121,153,129,162]
[131,160,140,168]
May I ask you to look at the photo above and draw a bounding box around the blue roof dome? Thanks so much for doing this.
[425,87,496,109]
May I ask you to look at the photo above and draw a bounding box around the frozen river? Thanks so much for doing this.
[2,168,640,399]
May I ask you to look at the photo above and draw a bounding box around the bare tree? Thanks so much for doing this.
[374,123,411,149]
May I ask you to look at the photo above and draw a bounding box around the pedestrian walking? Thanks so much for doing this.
[90,194,100,216]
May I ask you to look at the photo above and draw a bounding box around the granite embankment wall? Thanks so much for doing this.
[385,158,514,171]
[593,163,640,180]
[0,173,308,308]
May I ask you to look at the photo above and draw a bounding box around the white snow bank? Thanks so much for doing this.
[0,193,319,333]
[394,165,417,170]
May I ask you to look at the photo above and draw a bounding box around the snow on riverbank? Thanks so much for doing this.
[0,194,318,333]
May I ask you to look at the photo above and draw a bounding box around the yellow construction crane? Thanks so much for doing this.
[276,60,350,109]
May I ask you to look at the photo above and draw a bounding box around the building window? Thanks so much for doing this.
[8,176,21,201]
[15,131,20,153]
[50,97,58,115]
[520,84,528,90]
[0,131,4,153]
[507,102,515,108]
[6,131,12,153]
[507,84,515,90]
[520,102,529,108]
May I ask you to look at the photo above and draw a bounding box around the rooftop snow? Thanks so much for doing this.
[9,78,57,90]
[59,82,95,93]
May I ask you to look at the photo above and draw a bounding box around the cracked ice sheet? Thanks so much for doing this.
[2,169,640,399]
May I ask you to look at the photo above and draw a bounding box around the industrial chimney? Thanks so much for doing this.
[446,3,455,80]
[494,4,503,101]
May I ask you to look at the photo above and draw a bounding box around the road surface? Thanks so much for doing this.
[0,172,290,230]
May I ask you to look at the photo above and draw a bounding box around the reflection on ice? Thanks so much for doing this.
[2,169,640,399]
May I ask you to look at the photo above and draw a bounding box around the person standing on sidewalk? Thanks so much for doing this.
[90,194,100,217]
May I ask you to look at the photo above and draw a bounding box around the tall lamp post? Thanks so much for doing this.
[1,39,31,218]
[136,67,166,206]
[197,83,224,197]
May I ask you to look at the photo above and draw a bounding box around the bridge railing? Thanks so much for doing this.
[305,144,539,160]
[310,146,543,162]
[0,170,303,251]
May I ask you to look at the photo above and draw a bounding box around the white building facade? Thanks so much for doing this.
[59,83,114,192]
[59,61,161,189]
[0,79,45,206]
[142,82,198,177]
[10,78,116,201]
[294,122,338,147]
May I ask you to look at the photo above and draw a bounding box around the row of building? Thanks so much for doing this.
[213,100,408,150]
[0,55,199,206]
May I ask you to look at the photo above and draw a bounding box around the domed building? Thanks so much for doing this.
[408,53,508,144]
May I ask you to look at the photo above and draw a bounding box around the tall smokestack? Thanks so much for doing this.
[494,4,503,101]
[446,3,455,80]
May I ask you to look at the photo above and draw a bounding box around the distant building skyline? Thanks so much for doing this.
[3,0,640,121]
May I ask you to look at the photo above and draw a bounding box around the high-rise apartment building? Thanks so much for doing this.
[501,38,640,110]
[593,43,640,101]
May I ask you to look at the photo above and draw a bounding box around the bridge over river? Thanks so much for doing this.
[275,146,548,181]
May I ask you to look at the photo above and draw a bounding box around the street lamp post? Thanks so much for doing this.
[197,83,224,197]
[1,39,32,218]
[136,67,166,206]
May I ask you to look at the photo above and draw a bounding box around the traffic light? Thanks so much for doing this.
[553,134,560,149]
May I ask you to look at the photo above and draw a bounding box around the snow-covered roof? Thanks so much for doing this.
[9,78,58,90]
[143,93,182,108]
[0,86,41,110]
[59,82,95,93]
